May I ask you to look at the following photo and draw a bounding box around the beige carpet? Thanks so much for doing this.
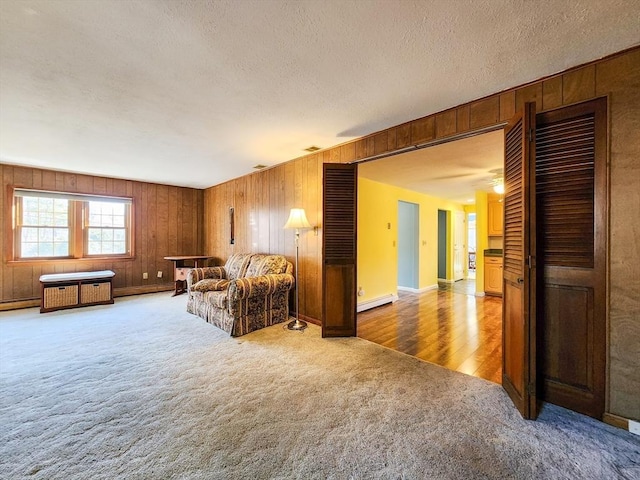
[1,293,638,479]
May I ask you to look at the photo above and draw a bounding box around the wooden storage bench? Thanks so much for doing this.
[39,270,115,313]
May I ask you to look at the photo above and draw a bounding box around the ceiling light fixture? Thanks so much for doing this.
[304,146,321,152]
[253,164,267,169]
[492,177,505,195]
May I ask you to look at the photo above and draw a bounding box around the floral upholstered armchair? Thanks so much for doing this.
[186,253,295,337]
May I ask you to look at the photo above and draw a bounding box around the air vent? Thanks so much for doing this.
[253,164,267,169]
[304,145,321,152]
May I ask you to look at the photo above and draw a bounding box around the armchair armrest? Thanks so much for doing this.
[187,267,227,292]
[227,273,295,305]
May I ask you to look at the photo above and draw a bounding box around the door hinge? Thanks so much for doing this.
[526,382,536,395]
[527,255,536,269]
[528,128,533,142]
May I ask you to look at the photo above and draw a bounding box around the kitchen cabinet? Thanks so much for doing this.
[485,257,503,296]
[488,196,503,236]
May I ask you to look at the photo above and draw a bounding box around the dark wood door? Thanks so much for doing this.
[535,98,607,419]
[502,102,538,419]
[322,163,357,337]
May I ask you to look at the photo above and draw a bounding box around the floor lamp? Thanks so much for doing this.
[284,208,312,331]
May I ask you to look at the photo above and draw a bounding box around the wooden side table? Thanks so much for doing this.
[164,256,215,296]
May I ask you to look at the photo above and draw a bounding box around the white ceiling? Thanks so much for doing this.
[358,130,504,204]
[0,0,638,189]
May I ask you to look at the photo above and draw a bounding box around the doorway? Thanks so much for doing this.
[467,212,476,279]
[437,209,447,281]
[453,210,465,281]
[356,130,504,384]
[333,99,607,420]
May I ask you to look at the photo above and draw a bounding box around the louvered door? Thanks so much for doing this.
[536,98,607,419]
[322,163,357,337]
[502,102,538,419]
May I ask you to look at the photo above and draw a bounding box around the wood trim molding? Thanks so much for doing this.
[602,412,629,430]
[258,45,640,176]
[298,313,320,326]
[0,299,40,311]
[114,285,174,297]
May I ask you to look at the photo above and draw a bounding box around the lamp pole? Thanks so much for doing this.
[288,228,307,330]
[284,208,311,331]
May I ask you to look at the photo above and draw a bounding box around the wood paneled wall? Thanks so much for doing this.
[203,156,324,322]
[1,164,204,305]
[203,47,640,421]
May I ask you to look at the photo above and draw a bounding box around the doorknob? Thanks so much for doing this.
[517,277,524,284]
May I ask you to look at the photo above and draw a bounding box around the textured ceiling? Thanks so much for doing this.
[358,130,504,205]
[0,0,639,189]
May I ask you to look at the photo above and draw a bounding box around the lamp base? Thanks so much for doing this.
[287,318,308,331]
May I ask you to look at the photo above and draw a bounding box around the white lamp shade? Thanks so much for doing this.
[284,208,312,230]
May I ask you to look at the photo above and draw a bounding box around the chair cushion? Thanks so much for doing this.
[191,279,230,293]
[245,254,288,277]
[224,253,254,280]
[205,291,227,309]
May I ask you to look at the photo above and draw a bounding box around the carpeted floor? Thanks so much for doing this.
[1,293,639,479]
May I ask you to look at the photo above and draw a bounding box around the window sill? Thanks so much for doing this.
[7,256,135,266]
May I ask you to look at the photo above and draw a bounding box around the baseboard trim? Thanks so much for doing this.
[474,292,486,297]
[357,293,399,313]
[397,284,438,294]
[437,278,455,284]
[0,285,175,312]
[296,313,321,326]
[602,412,629,430]
[0,299,40,311]
[114,285,174,297]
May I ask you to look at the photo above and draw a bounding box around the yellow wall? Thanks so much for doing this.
[357,177,398,303]
[357,177,465,304]
[475,191,488,294]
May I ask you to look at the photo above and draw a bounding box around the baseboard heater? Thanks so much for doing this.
[357,293,399,313]
[397,284,438,293]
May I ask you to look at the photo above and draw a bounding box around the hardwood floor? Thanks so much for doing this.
[357,284,503,383]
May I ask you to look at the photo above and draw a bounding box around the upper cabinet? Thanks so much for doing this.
[487,194,503,236]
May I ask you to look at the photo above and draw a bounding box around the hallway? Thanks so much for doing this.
[357,286,503,383]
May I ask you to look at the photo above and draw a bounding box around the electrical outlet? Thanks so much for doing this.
[143,272,148,280]
[157,271,163,278]
[629,419,640,436]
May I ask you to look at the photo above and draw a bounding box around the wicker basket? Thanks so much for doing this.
[80,282,112,304]
[43,285,78,309]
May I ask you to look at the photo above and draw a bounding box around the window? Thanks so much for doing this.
[85,201,128,256]
[13,189,133,261]
[17,196,71,258]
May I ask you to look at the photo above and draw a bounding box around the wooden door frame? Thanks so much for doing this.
[330,101,609,418]
[346,125,507,340]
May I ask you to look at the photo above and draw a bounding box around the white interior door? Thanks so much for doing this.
[453,210,465,281]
